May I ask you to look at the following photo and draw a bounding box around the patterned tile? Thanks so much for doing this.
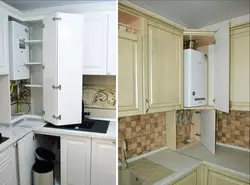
[216,110,250,149]
[118,112,166,159]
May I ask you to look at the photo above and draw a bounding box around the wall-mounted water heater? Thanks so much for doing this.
[184,48,208,107]
[9,20,30,80]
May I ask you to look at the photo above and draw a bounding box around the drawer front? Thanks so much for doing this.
[0,159,14,185]
[0,146,12,167]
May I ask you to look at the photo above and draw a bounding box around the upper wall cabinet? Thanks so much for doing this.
[82,11,116,75]
[230,23,250,111]
[0,8,9,75]
[43,12,83,126]
[145,20,183,113]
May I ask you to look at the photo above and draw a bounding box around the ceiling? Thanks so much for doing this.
[130,0,250,28]
[3,0,250,28]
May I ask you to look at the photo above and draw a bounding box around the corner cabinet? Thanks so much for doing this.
[173,171,197,185]
[43,12,83,126]
[91,139,116,185]
[145,20,183,113]
[82,11,117,75]
[208,171,248,185]
[61,136,91,185]
[118,31,143,117]
[230,23,250,111]
[0,7,9,75]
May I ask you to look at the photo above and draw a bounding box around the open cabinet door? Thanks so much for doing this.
[214,22,230,113]
[200,110,216,154]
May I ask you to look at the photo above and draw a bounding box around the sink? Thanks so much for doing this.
[119,169,143,185]
[119,159,174,185]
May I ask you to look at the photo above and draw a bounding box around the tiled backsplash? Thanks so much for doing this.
[118,112,166,159]
[216,110,250,149]
[176,124,191,149]
[83,75,116,109]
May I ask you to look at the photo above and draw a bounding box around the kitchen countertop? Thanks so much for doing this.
[0,117,116,152]
[132,143,250,185]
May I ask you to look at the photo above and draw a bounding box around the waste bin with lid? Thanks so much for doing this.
[32,147,55,185]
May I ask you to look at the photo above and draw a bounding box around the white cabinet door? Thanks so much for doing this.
[146,21,182,113]
[43,12,83,126]
[214,22,230,113]
[0,8,9,75]
[107,12,117,75]
[61,136,91,185]
[17,132,38,185]
[118,31,143,117]
[200,110,216,154]
[82,12,108,75]
[91,139,116,185]
[0,145,17,185]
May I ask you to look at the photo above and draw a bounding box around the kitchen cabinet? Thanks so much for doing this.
[208,171,248,185]
[0,7,9,75]
[173,171,197,185]
[0,145,17,185]
[82,11,117,75]
[43,12,83,126]
[230,23,250,111]
[118,31,143,117]
[91,138,116,185]
[17,132,38,185]
[61,136,91,185]
[145,20,183,113]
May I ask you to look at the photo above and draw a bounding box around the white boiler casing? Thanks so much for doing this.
[184,49,207,107]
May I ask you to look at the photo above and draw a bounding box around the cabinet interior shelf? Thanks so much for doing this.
[24,62,43,65]
[24,40,43,44]
[24,84,43,88]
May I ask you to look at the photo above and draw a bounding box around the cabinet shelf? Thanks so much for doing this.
[24,40,42,44]
[24,84,43,88]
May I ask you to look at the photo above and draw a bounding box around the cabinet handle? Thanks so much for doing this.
[146,99,150,113]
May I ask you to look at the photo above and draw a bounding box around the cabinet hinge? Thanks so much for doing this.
[41,24,45,28]
[213,98,215,103]
[42,65,45,69]
[213,40,216,44]
[52,17,62,21]
[53,115,61,120]
[42,110,45,115]
[52,85,61,90]
[229,100,232,110]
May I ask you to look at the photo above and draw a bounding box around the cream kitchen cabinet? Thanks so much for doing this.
[118,31,143,117]
[0,7,9,75]
[230,23,250,111]
[61,136,91,185]
[0,145,17,185]
[82,11,117,75]
[91,138,116,185]
[145,20,183,114]
[173,171,197,185]
[43,12,83,126]
[208,171,248,185]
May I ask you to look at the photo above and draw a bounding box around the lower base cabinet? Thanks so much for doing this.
[91,138,116,185]
[61,136,91,185]
[208,171,248,185]
[173,171,197,185]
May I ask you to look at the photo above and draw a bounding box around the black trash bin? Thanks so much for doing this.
[32,147,55,185]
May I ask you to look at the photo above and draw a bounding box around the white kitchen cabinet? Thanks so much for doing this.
[61,136,91,185]
[118,31,143,117]
[0,7,9,75]
[145,20,183,113]
[17,132,38,185]
[230,23,250,111]
[173,171,197,185]
[208,171,248,185]
[43,12,83,126]
[0,145,17,185]
[91,138,116,185]
[82,11,116,75]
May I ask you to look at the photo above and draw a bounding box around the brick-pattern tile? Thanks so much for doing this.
[176,124,191,149]
[216,111,250,149]
[118,112,166,159]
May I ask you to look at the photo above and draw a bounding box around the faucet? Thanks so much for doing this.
[120,139,128,170]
